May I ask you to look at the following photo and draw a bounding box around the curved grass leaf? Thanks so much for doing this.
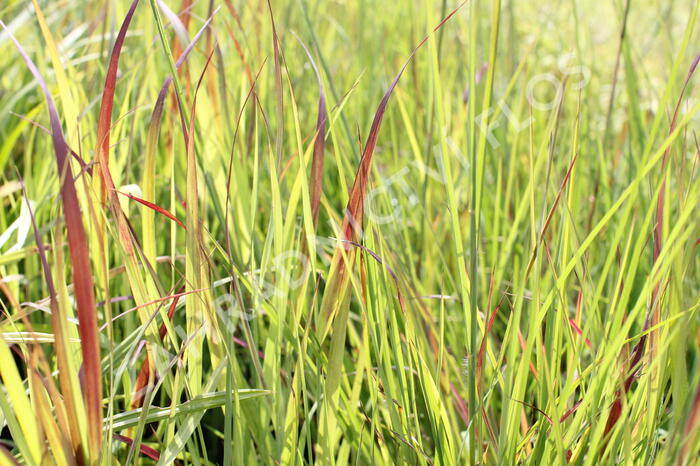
[94,0,140,199]
[0,19,102,460]
[107,389,270,431]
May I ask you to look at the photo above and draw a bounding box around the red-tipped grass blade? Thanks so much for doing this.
[118,192,186,229]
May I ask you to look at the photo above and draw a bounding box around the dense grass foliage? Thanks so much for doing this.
[0,0,699,464]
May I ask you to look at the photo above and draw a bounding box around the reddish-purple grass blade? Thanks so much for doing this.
[22,185,86,455]
[112,433,162,461]
[451,382,470,425]
[118,192,186,229]
[649,52,700,333]
[600,51,700,457]
[654,51,700,259]
[679,382,700,463]
[94,0,140,199]
[602,316,650,448]
[152,11,216,113]
[525,152,579,275]
[131,287,184,409]
[222,0,256,88]
[317,2,465,343]
[341,4,465,243]
[568,318,592,349]
[163,15,221,149]
[266,0,285,169]
[294,33,327,226]
[1,20,103,455]
[166,0,199,108]
[560,400,583,423]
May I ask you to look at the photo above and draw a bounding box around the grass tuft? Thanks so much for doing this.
[0,1,699,464]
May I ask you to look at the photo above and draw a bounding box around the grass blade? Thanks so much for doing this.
[1,20,102,460]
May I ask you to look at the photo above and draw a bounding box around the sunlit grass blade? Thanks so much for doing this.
[107,389,270,431]
[0,338,42,464]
